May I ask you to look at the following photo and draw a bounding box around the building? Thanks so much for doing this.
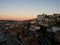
[53,14,60,23]
[37,13,45,21]
[52,25,60,32]
[31,19,36,24]
[37,14,54,26]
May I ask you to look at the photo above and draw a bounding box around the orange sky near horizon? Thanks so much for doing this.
[0,13,36,20]
[0,0,60,20]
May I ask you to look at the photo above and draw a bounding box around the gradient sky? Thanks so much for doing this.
[0,0,60,20]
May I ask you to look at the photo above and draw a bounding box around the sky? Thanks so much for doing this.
[0,0,60,20]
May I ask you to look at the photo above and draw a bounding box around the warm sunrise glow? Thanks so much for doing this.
[0,0,60,20]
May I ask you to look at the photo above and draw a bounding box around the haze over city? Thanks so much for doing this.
[0,0,60,20]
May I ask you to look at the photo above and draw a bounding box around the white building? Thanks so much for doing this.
[53,14,60,22]
[37,14,45,21]
[37,14,56,26]
[30,25,40,31]
[31,19,36,24]
[52,25,60,32]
